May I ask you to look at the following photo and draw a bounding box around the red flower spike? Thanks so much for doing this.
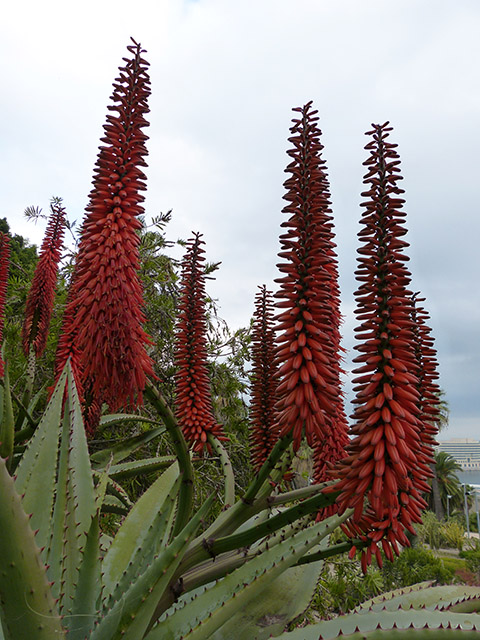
[55,39,154,433]
[174,233,226,453]
[274,102,347,458]
[332,122,431,565]
[22,200,66,358]
[410,294,441,468]
[249,286,279,472]
[0,233,11,377]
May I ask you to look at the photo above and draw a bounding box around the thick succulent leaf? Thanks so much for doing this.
[357,584,480,613]
[90,425,165,468]
[68,514,102,640]
[47,366,96,614]
[151,511,350,640]
[14,366,68,555]
[0,365,14,466]
[0,456,65,639]
[91,495,213,640]
[101,494,129,515]
[108,455,176,480]
[354,581,434,611]
[101,462,180,599]
[99,413,163,428]
[274,609,480,639]
[211,558,324,640]
[104,475,133,508]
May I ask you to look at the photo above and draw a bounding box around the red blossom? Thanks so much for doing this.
[410,293,441,465]
[249,286,279,472]
[332,122,434,567]
[174,233,226,453]
[0,233,11,377]
[274,102,346,454]
[55,39,154,432]
[22,200,66,358]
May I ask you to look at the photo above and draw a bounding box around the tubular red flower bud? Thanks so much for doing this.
[55,40,154,434]
[22,200,66,358]
[174,233,226,453]
[0,233,11,377]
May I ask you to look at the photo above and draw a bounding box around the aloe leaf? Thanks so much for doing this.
[208,434,235,508]
[101,494,129,515]
[144,385,194,536]
[102,462,180,599]
[91,495,214,640]
[90,426,165,468]
[68,513,102,640]
[14,366,68,556]
[66,365,97,540]
[358,583,480,613]
[13,384,44,442]
[47,364,96,615]
[94,461,113,510]
[99,413,163,428]
[108,455,176,480]
[210,549,326,639]
[104,475,133,508]
[151,510,350,639]
[105,482,179,610]
[0,456,65,639]
[274,609,480,639]
[0,365,14,469]
[354,581,435,611]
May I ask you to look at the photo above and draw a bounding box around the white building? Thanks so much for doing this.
[436,438,480,470]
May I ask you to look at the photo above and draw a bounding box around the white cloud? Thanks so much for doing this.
[1,0,479,436]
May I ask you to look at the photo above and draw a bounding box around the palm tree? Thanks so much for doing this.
[429,390,449,520]
[428,450,463,516]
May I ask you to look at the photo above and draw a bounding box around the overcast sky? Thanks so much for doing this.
[1,0,479,440]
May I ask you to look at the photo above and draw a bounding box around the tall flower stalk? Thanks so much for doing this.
[55,39,154,432]
[22,199,66,367]
[249,285,279,472]
[174,233,226,453]
[274,102,346,454]
[0,233,11,378]
[332,123,435,570]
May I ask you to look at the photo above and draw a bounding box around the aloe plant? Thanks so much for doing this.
[0,37,463,640]
[0,361,350,639]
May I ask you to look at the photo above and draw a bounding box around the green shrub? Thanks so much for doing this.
[381,546,455,590]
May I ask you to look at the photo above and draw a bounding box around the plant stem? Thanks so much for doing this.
[295,539,365,565]
[208,433,235,508]
[144,384,193,536]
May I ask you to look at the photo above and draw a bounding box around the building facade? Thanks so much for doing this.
[436,439,480,470]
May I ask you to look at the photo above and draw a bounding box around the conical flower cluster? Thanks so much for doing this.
[274,102,346,453]
[249,286,279,472]
[0,233,11,378]
[22,200,66,358]
[332,123,436,569]
[55,40,154,431]
[411,294,441,466]
[174,233,226,453]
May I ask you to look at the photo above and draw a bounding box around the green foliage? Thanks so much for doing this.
[460,543,480,582]
[312,555,385,618]
[381,546,455,589]
[416,510,468,551]
[427,450,463,514]
[1,364,352,639]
